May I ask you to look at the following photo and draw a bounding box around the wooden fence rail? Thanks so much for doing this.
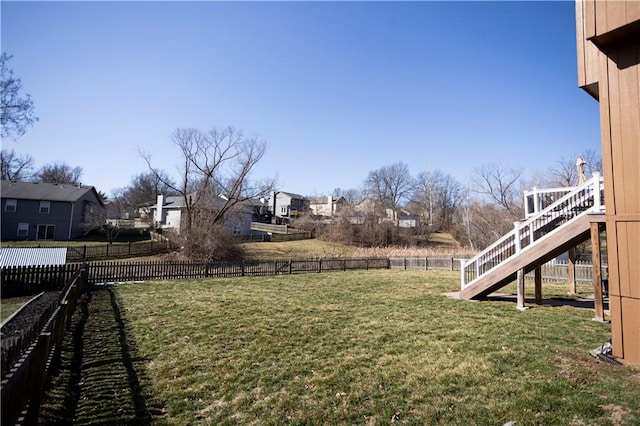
[80,258,393,283]
[64,240,173,262]
[1,264,83,297]
[1,258,604,291]
[526,260,608,283]
[1,265,87,426]
[389,257,463,271]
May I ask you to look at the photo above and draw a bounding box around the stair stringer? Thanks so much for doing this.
[459,213,604,300]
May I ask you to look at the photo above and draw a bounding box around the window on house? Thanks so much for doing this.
[280,206,288,215]
[17,223,29,237]
[39,201,51,214]
[37,224,55,240]
[5,199,17,212]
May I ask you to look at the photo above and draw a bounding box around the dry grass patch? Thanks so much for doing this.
[239,239,357,259]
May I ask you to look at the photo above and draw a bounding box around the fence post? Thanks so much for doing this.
[318,259,322,273]
[516,269,526,310]
[513,222,521,254]
[593,172,602,211]
[289,259,293,274]
[83,245,87,261]
[451,257,454,271]
[241,260,245,277]
[24,331,53,424]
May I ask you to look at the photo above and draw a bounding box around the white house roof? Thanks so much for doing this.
[0,247,68,267]
[1,181,103,206]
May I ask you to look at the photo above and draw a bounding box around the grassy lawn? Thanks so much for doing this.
[1,296,33,322]
[40,270,640,425]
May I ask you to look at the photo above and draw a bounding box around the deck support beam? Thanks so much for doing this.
[516,269,527,310]
[534,267,542,303]
[568,247,577,294]
[591,222,606,322]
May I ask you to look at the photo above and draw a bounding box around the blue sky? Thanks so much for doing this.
[1,1,601,197]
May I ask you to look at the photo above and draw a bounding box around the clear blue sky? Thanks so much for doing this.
[1,1,601,197]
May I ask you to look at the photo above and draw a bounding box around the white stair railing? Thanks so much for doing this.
[461,173,604,290]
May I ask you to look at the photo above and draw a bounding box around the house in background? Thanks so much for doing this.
[398,211,420,228]
[309,195,348,218]
[349,198,417,227]
[1,180,105,241]
[149,194,189,234]
[149,193,269,237]
[269,191,308,220]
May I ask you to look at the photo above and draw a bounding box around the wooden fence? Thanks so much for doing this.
[390,257,604,284]
[1,265,87,426]
[65,240,173,262]
[525,260,607,284]
[80,258,392,283]
[1,257,604,291]
[389,257,463,271]
[1,264,83,297]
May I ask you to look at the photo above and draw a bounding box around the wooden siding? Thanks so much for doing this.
[578,0,640,365]
[576,0,601,98]
[584,0,640,43]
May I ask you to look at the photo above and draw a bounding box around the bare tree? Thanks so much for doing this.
[413,170,465,231]
[548,149,603,187]
[36,162,83,185]
[1,149,34,180]
[471,162,522,216]
[434,173,466,231]
[110,170,177,220]
[364,162,416,225]
[459,200,515,250]
[332,187,363,204]
[143,126,275,260]
[79,190,107,235]
[412,170,439,227]
[1,53,38,140]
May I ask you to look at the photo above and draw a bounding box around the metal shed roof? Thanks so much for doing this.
[0,247,68,267]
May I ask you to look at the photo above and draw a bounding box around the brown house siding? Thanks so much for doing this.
[577,0,640,365]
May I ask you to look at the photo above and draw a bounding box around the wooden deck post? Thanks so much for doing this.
[568,248,577,294]
[591,222,605,322]
[534,267,542,304]
[516,269,527,310]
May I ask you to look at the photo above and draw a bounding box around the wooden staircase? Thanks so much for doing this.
[460,174,605,300]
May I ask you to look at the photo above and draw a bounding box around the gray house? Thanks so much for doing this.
[148,193,268,237]
[1,180,106,241]
[269,191,308,220]
[309,195,348,218]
